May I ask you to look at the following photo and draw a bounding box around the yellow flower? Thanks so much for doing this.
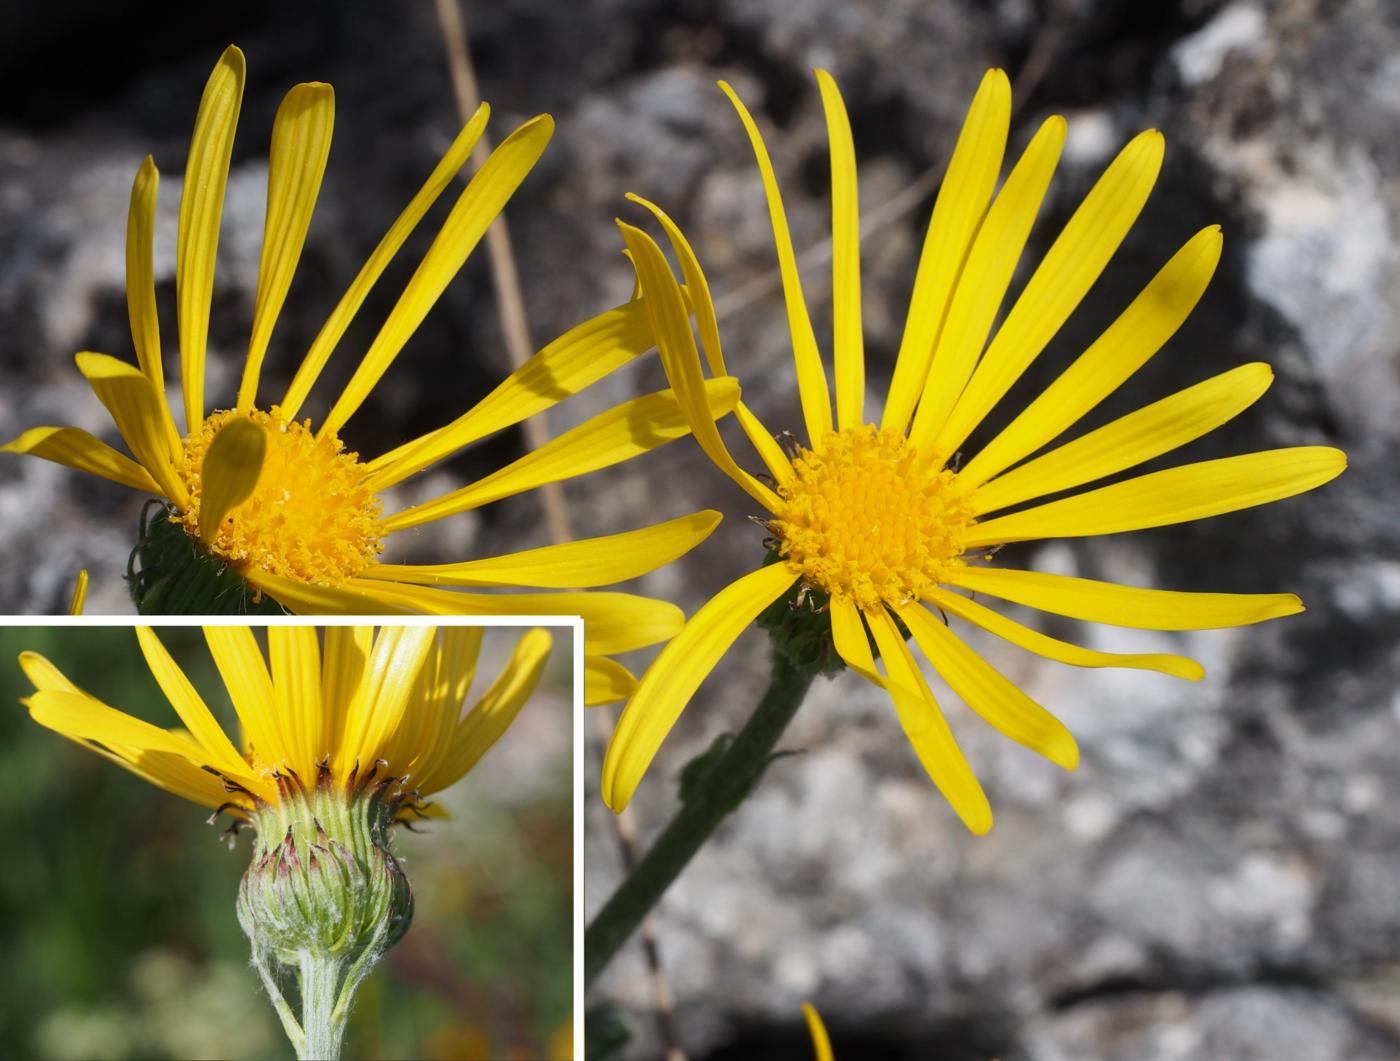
[3,45,733,698]
[602,70,1346,831]
[18,624,550,819]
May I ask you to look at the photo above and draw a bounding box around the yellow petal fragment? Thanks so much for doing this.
[908,116,1066,450]
[601,562,799,812]
[18,650,83,694]
[268,625,324,782]
[3,426,162,494]
[719,79,833,441]
[365,299,656,489]
[618,222,780,510]
[125,156,181,455]
[418,628,552,794]
[883,69,1011,434]
[338,625,436,781]
[68,569,89,615]
[204,626,287,769]
[934,130,1165,457]
[966,446,1346,546]
[177,44,245,433]
[900,601,1079,770]
[624,193,795,483]
[959,225,1223,488]
[321,115,554,438]
[926,586,1204,680]
[74,352,189,507]
[196,416,266,542]
[237,82,335,413]
[370,510,721,588]
[134,626,255,778]
[949,565,1305,629]
[25,689,231,807]
[381,379,740,533]
[803,1004,834,1061]
[865,606,993,834]
[973,362,1274,516]
[585,656,638,706]
[281,104,489,419]
[815,70,864,431]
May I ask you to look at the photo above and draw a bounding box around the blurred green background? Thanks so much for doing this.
[0,625,574,1061]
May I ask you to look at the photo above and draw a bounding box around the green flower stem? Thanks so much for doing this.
[298,950,346,1061]
[585,651,815,985]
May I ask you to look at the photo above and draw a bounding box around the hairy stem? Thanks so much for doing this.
[297,950,347,1061]
[585,652,815,985]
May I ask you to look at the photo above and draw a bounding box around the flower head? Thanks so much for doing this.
[602,69,1346,832]
[4,45,733,698]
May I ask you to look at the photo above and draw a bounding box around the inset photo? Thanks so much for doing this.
[0,621,578,1061]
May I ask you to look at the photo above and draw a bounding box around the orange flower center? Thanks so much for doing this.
[772,425,974,611]
[177,407,384,585]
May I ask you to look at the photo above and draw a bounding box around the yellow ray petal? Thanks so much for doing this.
[617,222,780,510]
[196,416,266,541]
[365,299,656,489]
[405,627,485,785]
[815,70,864,431]
[624,193,795,484]
[865,606,992,834]
[177,45,245,433]
[719,79,832,441]
[828,594,884,687]
[926,586,1204,680]
[803,1004,834,1061]
[933,130,1165,457]
[18,650,83,694]
[966,446,1346,547]
[883,69,1011,434]
[958,225,1223,488]
[338,625,436,781]
[321,115,554,438]
[900,601,1078,769]
[601,562,798,812]
[949,565,1305,629]
[23,688,232,806]
[125,156,181,455]
[973,362,1274,516]
[237,82,335,413]
[368,510,721,588]
[68,570,89,615]
[268,625,324,781]
[320,625,374,759]
[203,626,287,769]
[135,627,253,779]
[908,115,1066,450]
[417,628,552,794]
[280,104,489,419]
[237,567,408,614]
[382,379,740,533]
[585,656,638,706]
[3,426,162,494]
[74,352,189,507]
